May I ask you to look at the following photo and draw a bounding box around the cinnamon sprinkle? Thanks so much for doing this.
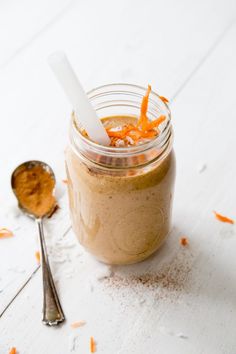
[103,252,192,296]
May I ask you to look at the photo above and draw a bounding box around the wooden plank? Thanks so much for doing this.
[0,0,72,67]
[1,17,236,354]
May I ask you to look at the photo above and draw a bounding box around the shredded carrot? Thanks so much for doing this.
[141,85,151,115]
[127,129,143,141]
[147,115,166,129]
[213,211,234,224]
[70,321,86,329]
[62,179,68,184]
[35,251,40,264]
[0,228,14,239]
[140,130,158,138]
[180,237,188,246]
[90,336,96,353]
[137,84,151,131]
[105,129,127,138]
[9,348,17,354]
[105,85,167,146]
[159,95,169,104]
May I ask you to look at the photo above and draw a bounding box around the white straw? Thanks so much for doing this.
[48,51,110,146]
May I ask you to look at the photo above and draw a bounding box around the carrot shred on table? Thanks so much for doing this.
[180,237,189,246]
[62,179,68,184]
[213,211,234,224]
[35,251,40,264]
[0,228,14,239]
[159,95,169,103]
[9,347,17,354]
[90,336,96,353]
[70,321,86,329]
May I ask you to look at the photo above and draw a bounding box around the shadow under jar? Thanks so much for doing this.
[65,84,176,265]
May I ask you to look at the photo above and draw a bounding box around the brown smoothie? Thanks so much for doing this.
[66,115,175,265]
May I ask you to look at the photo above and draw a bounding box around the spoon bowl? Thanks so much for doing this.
[11,160,57,219]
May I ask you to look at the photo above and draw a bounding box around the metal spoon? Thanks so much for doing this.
[11,160,65,326]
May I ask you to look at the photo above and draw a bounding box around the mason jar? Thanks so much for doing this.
[65,83,176,265]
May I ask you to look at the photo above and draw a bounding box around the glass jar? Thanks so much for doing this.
[65,83,176,265]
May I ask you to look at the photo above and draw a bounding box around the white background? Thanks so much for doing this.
[0,0,236,353]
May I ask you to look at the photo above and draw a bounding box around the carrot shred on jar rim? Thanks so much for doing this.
[159,95,169,103]
[213,211,234,224]
[9,348,17,354]
[90,336,96,353]
[0,228,14,239]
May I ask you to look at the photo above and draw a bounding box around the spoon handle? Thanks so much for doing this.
[36,219,65,326]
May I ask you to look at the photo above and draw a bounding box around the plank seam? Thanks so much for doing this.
[0,225,72,318]
[170,19,236,102]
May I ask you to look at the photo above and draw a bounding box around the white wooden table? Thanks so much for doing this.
[1,1,236,353]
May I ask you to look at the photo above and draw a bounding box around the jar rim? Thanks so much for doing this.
[71,83,172,158]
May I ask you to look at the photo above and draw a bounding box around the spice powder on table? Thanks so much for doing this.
[102,249,193,298]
